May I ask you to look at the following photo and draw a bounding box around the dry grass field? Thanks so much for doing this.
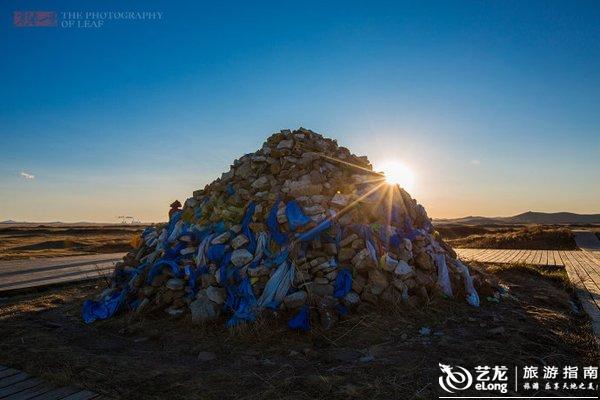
[0,224,145,260]
[0,261,597,399]
[436,225,578,250]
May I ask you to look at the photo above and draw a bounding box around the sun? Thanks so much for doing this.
[378,160,415,192]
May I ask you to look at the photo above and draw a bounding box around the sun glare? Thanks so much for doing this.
[378,161,415,192]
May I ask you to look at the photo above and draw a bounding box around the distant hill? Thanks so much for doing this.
[434,211,600,225]
[1,220,63,225]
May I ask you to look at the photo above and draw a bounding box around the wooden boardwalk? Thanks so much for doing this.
[0,253,126,294]
[456,246,600,341]
[456,248,568,266]
[0,365,100,399]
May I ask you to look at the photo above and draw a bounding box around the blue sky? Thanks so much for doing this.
[1,0,599,222]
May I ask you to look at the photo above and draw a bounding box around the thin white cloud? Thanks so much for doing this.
[20,171,35,180]
[470,159,480,165]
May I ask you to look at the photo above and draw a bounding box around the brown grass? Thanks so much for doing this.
[0,225,144,260]
[0,262,597,399]
[445,226,577,250]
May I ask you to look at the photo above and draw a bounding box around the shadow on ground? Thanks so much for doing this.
[0,264,597,400]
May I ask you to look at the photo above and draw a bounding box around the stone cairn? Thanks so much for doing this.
[83,128,483,330]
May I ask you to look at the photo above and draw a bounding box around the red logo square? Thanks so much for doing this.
[13,11,57,27]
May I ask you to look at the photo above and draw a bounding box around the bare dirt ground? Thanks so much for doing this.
[1,263,597,399]
[0,225,145,260]
[437,225,578,250]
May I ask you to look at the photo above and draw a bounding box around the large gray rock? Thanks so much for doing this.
[283,290,307,309]
[303,282,334,297]
[368,269,389,295]
[251,176,270,190]
[330,193,349,207]
[211,232,231,244]
[277,139,294,149]
[190,297,221,323]
[343,291,361,306]
[165,278,185,291]
[231,249,253,267]
[204,286,227,305]
[303,204,325,216]
[231,234,249,249]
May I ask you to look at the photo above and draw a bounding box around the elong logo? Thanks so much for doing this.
[438,363,473,393]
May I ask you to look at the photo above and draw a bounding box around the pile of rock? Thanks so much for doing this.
[83,128,484,329]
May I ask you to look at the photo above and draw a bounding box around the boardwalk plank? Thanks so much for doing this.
[513,250,528,264]
[460,249,478,261]
[0,370,20,380]
[525,250,538,265]
[460,249,475,258]
[476,249,493,262]
[489,250,505,262]
[3,383,55,400]
[0,373,30,389]
[571,253,600,296]
[533,250,543,264]
[537,250,545,265]
[487,249,503,263]
[486,249,505,263]
[551,251,561,266]
[455,249,471,260]
[496,249,514,263]
[529,250,538,265]
[469,249,486,260]
[531,250,542,265]
[573,230,600,251]
[516,250,529,264]
[556,250,566,266]
[0,263,115,284]
[0,253,125,294]
[0,378,44,397]
[0,366,98,400]
[0,254,125,274]
[506,249,523,264]
[61,390,99,400]
[540,250,548,266]
[562,251,600,311]
[581,250,600,276]
[0,264,113,285]
[512,250,525,264]
[25,386,80,400]
[454,249,569,266]
[481,249,499,263]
